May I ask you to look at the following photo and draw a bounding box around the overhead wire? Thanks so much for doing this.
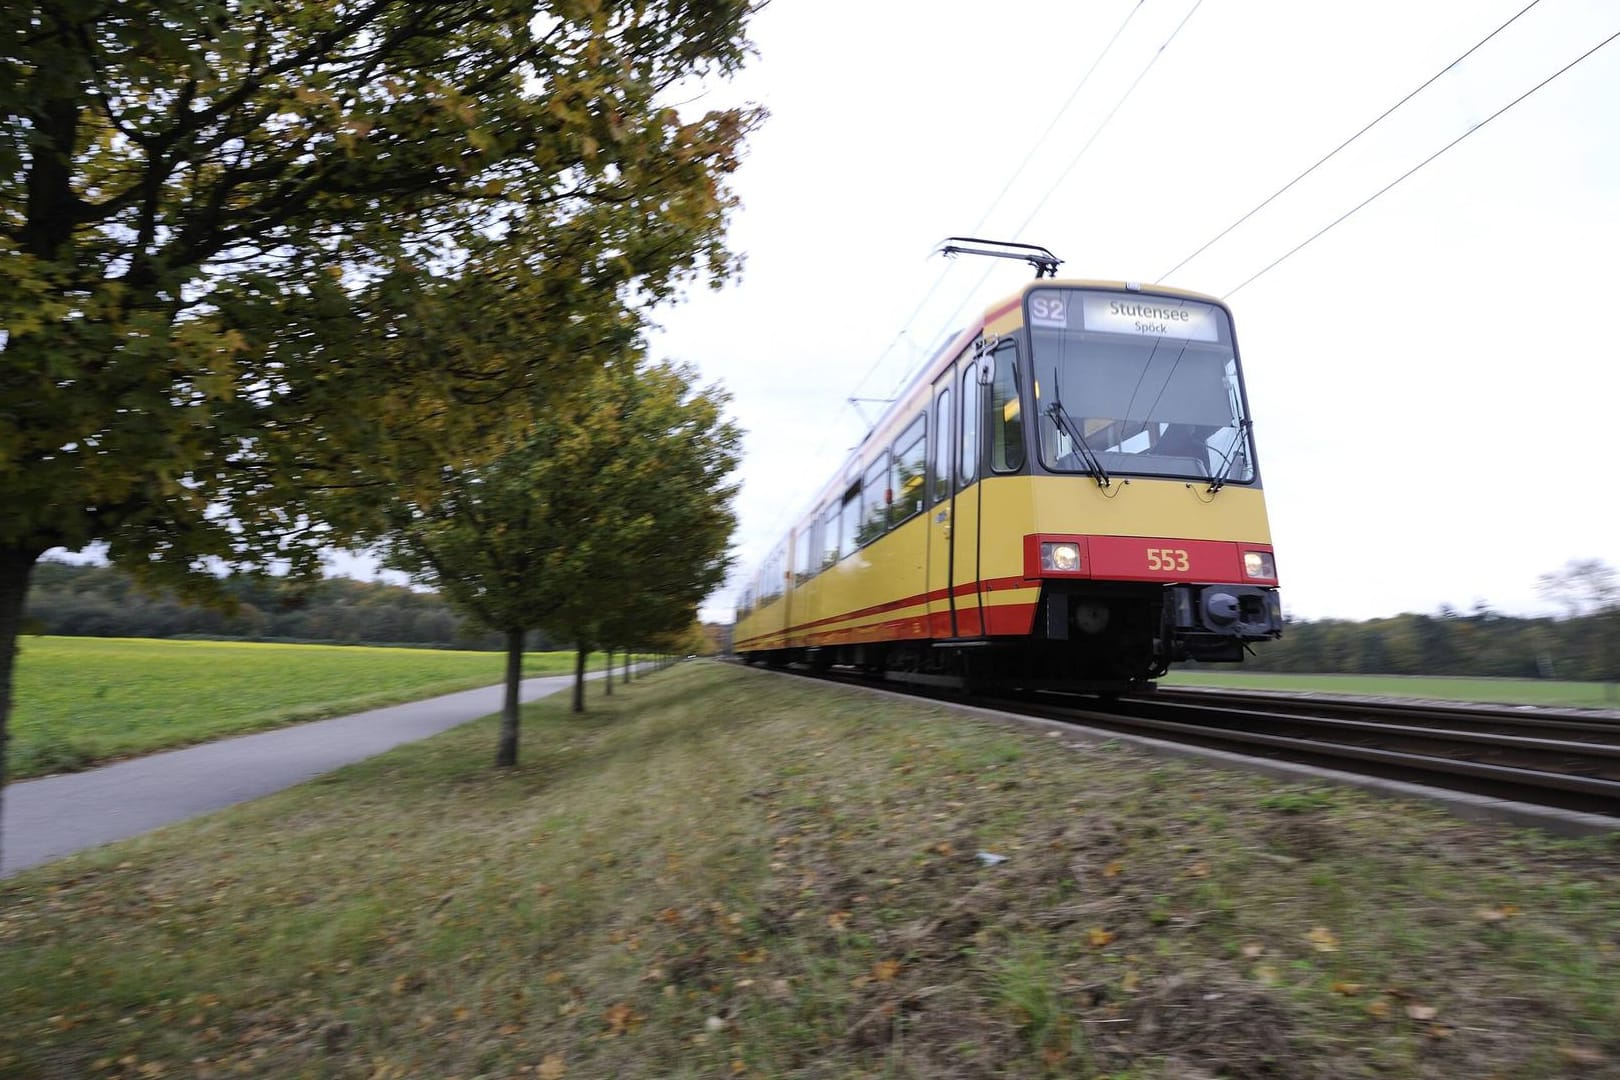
[735,0,1155,595]
[1157,0,1546,283]
[1222,23,1620,299]
[912,0,1207,382]
[850,0,1149,404]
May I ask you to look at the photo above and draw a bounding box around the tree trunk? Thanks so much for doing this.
[495,627,524,767]
[0,546,44,874]
[572,641,587,713]
[623,650,631,683]
[604,647,613,696]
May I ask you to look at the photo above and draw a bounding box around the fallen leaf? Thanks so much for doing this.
[872,960,901,982]
[1406,1004,1438,1021]
[826,911,850,931]
[1240,942,1265,959]
[1187,860,1210,878]
[1253,964,1280,986]
[1366,999,1391,1019]
[1088,927,1115,947]
[933,841,955,857]
[1331,981,1363,996]
[537,1054,566,1079]
[603,1003,638,1035]
[1121,971,1140,993]
[1103,860,1123,878]
[1307,926,1339,953]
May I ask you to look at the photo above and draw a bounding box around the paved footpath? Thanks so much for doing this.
[1,672,587,878]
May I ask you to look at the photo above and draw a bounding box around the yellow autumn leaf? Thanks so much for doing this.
[537,1054,567,1080]
[1306,926,1339,952]
[1103,860,1123,878]
[1366,999,1392,1019]
[603,1002,637,1035]
[826,911,850,931]
[1121,970,1140,993]
[872,959,901,982]
[1331,981,1363,996]
[1253,964,1280,986]
[1187,860,1210,878]
[1088,927,1115,947]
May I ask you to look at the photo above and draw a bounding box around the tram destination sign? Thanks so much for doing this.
[1029,289,1220,343]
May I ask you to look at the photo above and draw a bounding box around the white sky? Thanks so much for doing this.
[645,0,1620,625]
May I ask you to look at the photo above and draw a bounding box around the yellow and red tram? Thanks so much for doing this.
[735,242,1281,690]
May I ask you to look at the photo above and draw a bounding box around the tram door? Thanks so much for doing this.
[953,357,984,636]
[925,368,956,638]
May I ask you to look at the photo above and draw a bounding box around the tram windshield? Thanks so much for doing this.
[1028,288,1255,484]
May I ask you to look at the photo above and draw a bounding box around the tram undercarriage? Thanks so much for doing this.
[752,581,1282,694]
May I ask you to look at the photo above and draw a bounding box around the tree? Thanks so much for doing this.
[381,354,739,764]
[1537,559,1620,689]
[1,0,760,851]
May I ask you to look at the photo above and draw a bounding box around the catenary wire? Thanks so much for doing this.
[1222,24,1620,299]
[910,0,1207,387]
[848,0,1150,406]
[730,0,1158,608]
[1156,0,1546,283]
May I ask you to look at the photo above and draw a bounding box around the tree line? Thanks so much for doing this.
[2,0,764,864]
[23,562,519,650]
[1233,605,1618,684]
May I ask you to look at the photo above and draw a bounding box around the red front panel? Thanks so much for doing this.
[1087,536,1243,582]
[1023,534,1275,585]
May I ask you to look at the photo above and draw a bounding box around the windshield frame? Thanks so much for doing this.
[1025,286,1261,488]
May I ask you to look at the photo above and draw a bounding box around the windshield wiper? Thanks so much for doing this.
[1206,419,1252,494]
[1045,400,1110,490]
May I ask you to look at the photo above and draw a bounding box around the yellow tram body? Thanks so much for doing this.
[736,273,1281,689]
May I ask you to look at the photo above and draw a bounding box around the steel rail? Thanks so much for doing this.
[761,664,1620,820]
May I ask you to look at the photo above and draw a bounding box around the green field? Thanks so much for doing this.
[1,663,1614,1079]
[1163,670,1619,710]
[7,637,622,779]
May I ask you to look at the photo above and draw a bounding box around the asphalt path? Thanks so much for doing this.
[1,671,590,878]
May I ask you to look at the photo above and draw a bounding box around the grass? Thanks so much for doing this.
[2,663,1617,1078]
[7,637,626,779]
[1164,669,1620,710]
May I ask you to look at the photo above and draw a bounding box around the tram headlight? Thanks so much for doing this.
[1041,542,1082,572]
[1243,551,1276,579]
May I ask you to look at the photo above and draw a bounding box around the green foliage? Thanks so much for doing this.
[23,560,534,648]
[1221,594,1620,686]
[1,0,760,572]
[383,354,739,645]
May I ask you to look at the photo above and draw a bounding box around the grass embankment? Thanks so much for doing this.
[3,664,1616,1079]
[1164,670,1618,710]
[8,637,619,779]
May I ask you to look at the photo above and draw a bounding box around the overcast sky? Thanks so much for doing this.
[643,0,1620,624]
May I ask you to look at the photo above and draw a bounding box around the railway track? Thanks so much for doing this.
[772,665,1620,827]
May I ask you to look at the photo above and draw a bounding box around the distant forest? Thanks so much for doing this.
[23,560,532,651]
[23,560,1618,681]
[1232,603,1617,683]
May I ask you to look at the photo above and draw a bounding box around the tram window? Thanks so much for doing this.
[857,453,890,546]
[795,524,814,583]
[821,502,840,567]
[960,365,980,489]
[839,484,861,558]
[930,387,952,505]
[989,349,1025,473]
[893,414,927,524]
